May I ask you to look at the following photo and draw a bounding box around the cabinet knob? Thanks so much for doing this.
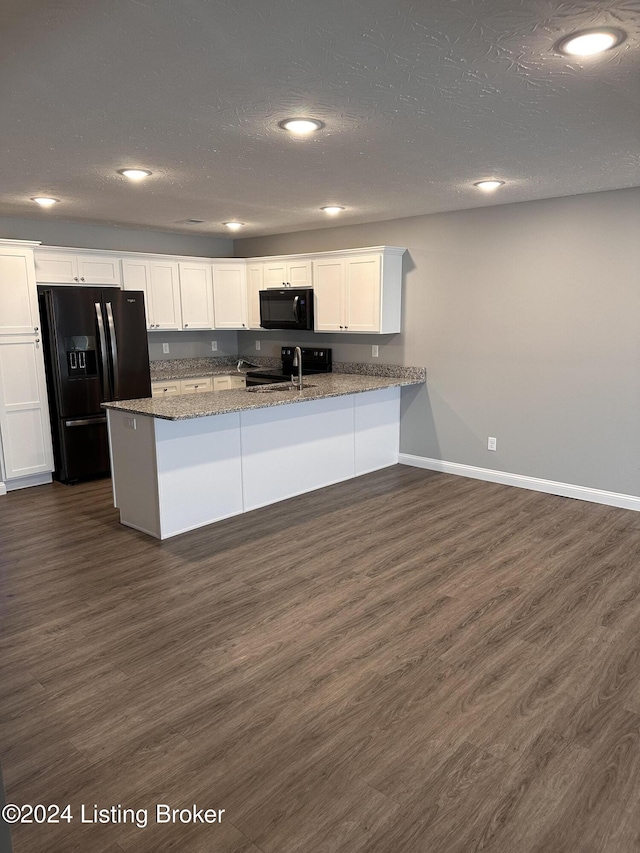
[34,326,39,333]
[35,338,40,343]
[339,325,343,329]
[80,277,85,281]
[74,276,79,281]
[185,323,188,327]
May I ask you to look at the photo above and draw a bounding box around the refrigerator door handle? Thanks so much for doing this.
[95,302,112,400]
[105,301,120,399]
[64,416,108,427]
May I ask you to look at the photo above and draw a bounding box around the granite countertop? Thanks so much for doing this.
[150,357,252,381]
[104,372,424,421]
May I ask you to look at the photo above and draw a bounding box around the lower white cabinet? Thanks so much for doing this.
[213,374,246,391]
[151,381,182,398]
[181,377,213,394]
[0,241,54,484]
[0,336,54,479]
[151,374,245,398]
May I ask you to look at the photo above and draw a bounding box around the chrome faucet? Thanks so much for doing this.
[291,346,303,390]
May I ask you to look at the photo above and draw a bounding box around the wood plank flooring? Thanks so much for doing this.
[3,466,640,852]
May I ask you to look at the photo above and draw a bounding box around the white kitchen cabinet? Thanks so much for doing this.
[151,381,182,398]
[212,263,248,329]
[264,258,313,288]
[181,377,213,394]
[213,374,246,391]
[0,243,41,336]
[0,241,54,484]
[179,263,214,330]
[151,375,245,397]
[0,336,54,480]
[123,258,182,330]
[313,248,404,334]
[247,264,264,329]
[35,249,122,286]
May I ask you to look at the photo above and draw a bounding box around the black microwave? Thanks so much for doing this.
[259,287,314,330]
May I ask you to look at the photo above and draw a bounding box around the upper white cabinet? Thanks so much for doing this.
[264,258,313,288]
[247,264,264,329]
[179,263,214,330]
[35,249,122,286]
[122,258,182,330]
[313,248,404,334]
[212,263,248,329]
[0,241,54,481]
[0,243,41,336]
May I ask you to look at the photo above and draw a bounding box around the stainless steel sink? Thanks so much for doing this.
[246,383,316,394]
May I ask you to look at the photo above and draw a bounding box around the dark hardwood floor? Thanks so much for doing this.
[3,466,640,852]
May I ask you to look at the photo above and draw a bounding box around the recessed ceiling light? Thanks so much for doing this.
[556,28,626,56]
[31,197,59,207]
[474,180,505,192]
[278,118,325,135]
[118,168,152,181]
[320,205,345,215]
[223,221,244,231]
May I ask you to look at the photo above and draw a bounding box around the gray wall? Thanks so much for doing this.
[235,187,640,497]
[0,216,232,257]
[148,330,238,361]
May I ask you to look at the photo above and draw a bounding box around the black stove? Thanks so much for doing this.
[245,347,332,386]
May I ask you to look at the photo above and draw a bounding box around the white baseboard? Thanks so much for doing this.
[5,472,53,492]
[398,453,640,512]
[0,482,6,496]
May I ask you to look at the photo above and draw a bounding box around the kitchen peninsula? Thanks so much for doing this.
[104,368,425,539]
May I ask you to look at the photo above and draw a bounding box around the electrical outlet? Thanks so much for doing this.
[211,341,217,351]
[372,345,379,357]
[255,340,261,351]
[162,343,169,354]
[124,417,137,431]
[488,436,497,451]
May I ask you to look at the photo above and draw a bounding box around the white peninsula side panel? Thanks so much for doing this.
[354,386,401,475]
[240,395,355,512]
[107,408,243,539]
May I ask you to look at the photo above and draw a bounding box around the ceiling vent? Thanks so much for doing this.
[177,218,205,224]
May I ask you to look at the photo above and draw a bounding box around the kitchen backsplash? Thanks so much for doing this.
[150,355,425,382]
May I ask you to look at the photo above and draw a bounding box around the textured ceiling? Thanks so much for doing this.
[1,0,639,237]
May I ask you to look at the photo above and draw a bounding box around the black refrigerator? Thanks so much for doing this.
[38,286,151,483]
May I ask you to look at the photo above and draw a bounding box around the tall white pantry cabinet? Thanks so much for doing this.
[0,240,54,493]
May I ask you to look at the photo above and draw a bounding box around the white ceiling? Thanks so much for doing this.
[2,0,639,238]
